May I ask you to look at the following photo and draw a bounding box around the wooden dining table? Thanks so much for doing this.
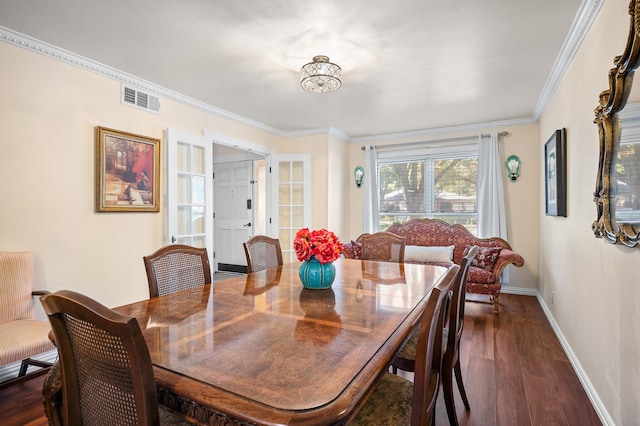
[115,258,450,426]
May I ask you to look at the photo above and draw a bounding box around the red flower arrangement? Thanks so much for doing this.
[294,228,343,264]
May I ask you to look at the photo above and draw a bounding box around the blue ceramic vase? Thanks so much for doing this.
[299,256,336,289]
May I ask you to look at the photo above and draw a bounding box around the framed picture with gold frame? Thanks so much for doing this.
[95,126,160,212]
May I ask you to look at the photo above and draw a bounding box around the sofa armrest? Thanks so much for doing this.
[492,249,525,279]
[342,242,356,259]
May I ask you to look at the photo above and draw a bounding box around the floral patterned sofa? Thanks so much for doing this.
[344,219,524,314]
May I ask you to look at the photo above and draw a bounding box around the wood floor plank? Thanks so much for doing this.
[494,312,530,425]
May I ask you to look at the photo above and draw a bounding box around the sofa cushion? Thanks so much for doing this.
[467,266,496,284]
[466,246,502,271]
[404,245,454,264]
[351,240,363,260]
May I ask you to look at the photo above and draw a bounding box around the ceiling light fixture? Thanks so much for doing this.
[300,55,342,93]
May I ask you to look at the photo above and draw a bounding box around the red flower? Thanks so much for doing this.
[293,228,343,264]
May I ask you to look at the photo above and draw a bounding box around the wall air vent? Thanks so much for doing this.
[121,84,161,114]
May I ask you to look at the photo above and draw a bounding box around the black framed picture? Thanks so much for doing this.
[545,128,567,217]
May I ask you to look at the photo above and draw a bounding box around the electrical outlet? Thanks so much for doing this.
[551,291,555,305]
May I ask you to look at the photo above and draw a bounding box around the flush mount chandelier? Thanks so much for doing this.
[300,55,342,93]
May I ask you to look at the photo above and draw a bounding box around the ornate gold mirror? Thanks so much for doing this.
[593,0,640,247]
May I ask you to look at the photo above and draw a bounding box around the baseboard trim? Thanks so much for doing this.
[535,291,614,426]
[500,286,537,296]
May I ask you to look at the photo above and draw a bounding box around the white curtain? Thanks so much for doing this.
[476,132,510,282]
[363,145,379,234]
[477,132,508,240]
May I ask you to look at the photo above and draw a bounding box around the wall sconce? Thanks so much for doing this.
[354,166,364,187]
[505,155,521,182]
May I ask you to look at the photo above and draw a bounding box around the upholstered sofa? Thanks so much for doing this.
[344,219,524,314]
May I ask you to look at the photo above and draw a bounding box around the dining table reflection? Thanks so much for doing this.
[295,288,342,346]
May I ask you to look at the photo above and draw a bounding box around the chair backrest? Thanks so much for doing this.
[411,264,459,426]
[41,290,159,426]
[143,244,211,298]
[449,246,478,344]
[360,232,406,263]
[0,251,35,323]
[243,236,283,273]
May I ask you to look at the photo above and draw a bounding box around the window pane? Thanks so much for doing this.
[178,174,190,204]
[292,161,304,181]
[292,206,304,227]
[279,184,290,204]
[192,175,205,205]
[433,158,477,214]
[279,161,290,182]
[192,146,205,174]
[192,206,205,234]
[292,184,304,205]
[379,161,426,213]
[177,142,189,172]
[192,236,206,248]
[378,153,478,234]
[279,207,291,227]
[178,206,191,234]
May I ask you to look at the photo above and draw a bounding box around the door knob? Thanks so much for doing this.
[243,222,252,227]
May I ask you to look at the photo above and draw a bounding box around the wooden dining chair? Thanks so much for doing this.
[351,265,459,426]
[391,246,479,426]
[143,244,211,298]
[360,232,406,263]
[40,290,194,425]
[441,245,478,425]
[243,235,283,273]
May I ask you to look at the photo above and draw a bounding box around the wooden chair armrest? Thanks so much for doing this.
[32,290,51,296]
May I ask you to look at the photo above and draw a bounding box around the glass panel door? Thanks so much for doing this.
[272,155,311,263]
[167,129,213,259]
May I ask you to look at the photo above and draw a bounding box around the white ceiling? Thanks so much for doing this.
[0,0,591,138]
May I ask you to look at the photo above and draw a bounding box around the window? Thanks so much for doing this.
[377,145,478,234]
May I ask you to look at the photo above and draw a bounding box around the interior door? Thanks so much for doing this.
[214,160,253,272]
[166,129,213,263]
[272,155,311,263]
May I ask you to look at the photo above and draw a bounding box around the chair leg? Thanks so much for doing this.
[19,358,52,377]
[453,358,470,410]
[442,362,458,426]
[493,295,500,315]
[43,361,63,426]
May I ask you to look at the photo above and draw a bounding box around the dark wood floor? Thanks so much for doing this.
[0,294,601,426]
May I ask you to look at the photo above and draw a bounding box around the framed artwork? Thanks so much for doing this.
[95,126,160,212]
[545,128,567,217]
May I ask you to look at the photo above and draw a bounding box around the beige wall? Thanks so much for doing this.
[327,134,351,240]
[348,125,541,290]
[539,0,639,423]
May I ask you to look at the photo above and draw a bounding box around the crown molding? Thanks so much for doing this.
[532,0,604,120]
